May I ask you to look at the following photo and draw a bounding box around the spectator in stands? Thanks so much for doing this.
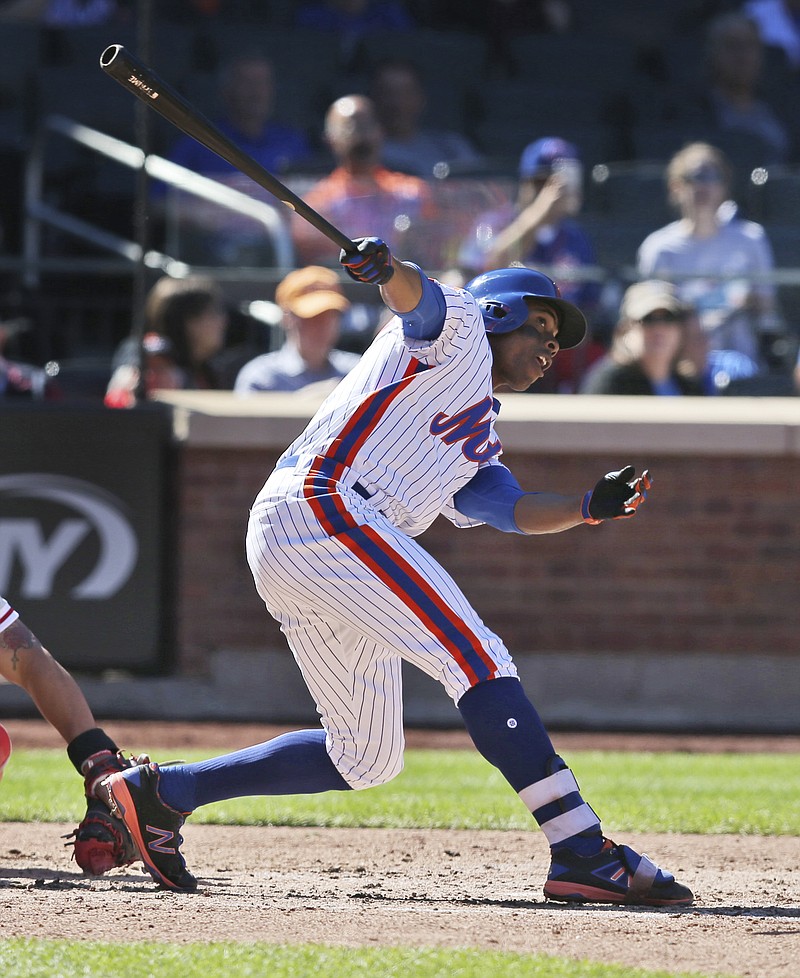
[0,0,122,23]
[744,0,800,72]
[637,141,782,371]
[368,58,482,177]
[579,281,707,396]
[157,52,310,266]
[43,0,118,25]
[292,94,437,267]
[417,0,572,35]
[104,331,184,409]
[689,324,761,393]
[105,275,248,407]
[458,136,604,392]
[694,11,792,165]
[293,0,415,36]
[234,265,360,395]
[0,316,48,399]
[167,53,312,179]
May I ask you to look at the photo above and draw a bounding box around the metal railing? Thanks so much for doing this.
[22,113,294,289]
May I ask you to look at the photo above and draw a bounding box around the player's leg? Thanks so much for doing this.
[246,508,693,908]
[0,596,156,877]
[101,613,406,891]
[457,677,692,905]
[99,489,424,890]
[311,518,692,906]
[139,613,405,814]
[0,598,130,789]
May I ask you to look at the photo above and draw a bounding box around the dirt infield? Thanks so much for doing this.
[2,721,799,978]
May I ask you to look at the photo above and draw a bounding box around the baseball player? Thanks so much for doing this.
[0,595,142,873]
[101,241,693,907]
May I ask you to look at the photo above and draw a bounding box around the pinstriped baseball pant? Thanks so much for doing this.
[245,468,518,790]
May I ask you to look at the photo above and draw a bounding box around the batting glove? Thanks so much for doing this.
[582,465,652,524]
[340,236,394,285]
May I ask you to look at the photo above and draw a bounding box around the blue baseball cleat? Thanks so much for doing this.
[100,763,197,893]
[544,838,694,906]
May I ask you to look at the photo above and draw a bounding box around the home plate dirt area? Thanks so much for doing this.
[2,721,799,978]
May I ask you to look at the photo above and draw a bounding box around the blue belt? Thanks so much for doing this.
[276,455,373,500]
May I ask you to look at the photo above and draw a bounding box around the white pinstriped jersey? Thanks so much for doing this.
[246,279,519,787]
[263,279,503,537]
[0,597,19,634]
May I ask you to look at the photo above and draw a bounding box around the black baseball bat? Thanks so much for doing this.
[99,43,357,253]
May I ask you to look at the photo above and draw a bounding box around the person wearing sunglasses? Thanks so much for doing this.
[579,280,707,395]
[636,142,781,373]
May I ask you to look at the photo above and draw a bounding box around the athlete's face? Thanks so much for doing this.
[489,301,560,392]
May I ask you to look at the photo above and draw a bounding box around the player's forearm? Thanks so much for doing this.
[486,220,529,266]
[513,492,584,534]
[379,259,424,313]
[487,202,549,265]
[0,621,95,742]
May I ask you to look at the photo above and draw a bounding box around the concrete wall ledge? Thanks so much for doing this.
[153,391,800,456]
[2,648,797,732]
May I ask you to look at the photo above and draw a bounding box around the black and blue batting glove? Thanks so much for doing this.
[339,237,394,285]
[582,465,652,524]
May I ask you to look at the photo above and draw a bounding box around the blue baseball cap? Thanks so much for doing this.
[519,137,580,179]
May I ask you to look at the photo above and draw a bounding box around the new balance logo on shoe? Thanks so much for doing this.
[146,825,177,855]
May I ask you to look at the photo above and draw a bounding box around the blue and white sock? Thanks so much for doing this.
[152,729,351,813]
[519,757,604,857]
[458,678,603,857]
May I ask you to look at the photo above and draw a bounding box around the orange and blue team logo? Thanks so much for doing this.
[429,396,501,462]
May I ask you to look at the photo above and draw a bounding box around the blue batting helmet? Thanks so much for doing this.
[465,267,587,350]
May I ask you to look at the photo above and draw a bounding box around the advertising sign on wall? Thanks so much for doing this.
[0,404,173,671]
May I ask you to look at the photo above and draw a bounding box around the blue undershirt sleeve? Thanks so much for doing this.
[453,464,533,534]
[389,263,447,341]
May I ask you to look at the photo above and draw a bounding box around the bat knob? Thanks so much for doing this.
[100,44,123,69]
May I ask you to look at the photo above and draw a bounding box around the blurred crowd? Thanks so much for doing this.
[1,0,800,402]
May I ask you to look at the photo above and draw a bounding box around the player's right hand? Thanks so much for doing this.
[582,465,652,523]
[340,237,394,285]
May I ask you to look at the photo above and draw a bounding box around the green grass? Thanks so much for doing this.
[1,747,798,836]
[0,939,738,978]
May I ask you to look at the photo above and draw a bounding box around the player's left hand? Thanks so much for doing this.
[340,237,394,285]
[582,465,652,524]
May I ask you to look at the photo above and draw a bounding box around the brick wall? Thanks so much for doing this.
[173,433,800,677]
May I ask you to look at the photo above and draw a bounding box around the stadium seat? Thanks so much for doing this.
[748,169,800,227]
[584,162,672,227]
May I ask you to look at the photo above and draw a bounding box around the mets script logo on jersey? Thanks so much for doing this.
[429,397,501,462]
